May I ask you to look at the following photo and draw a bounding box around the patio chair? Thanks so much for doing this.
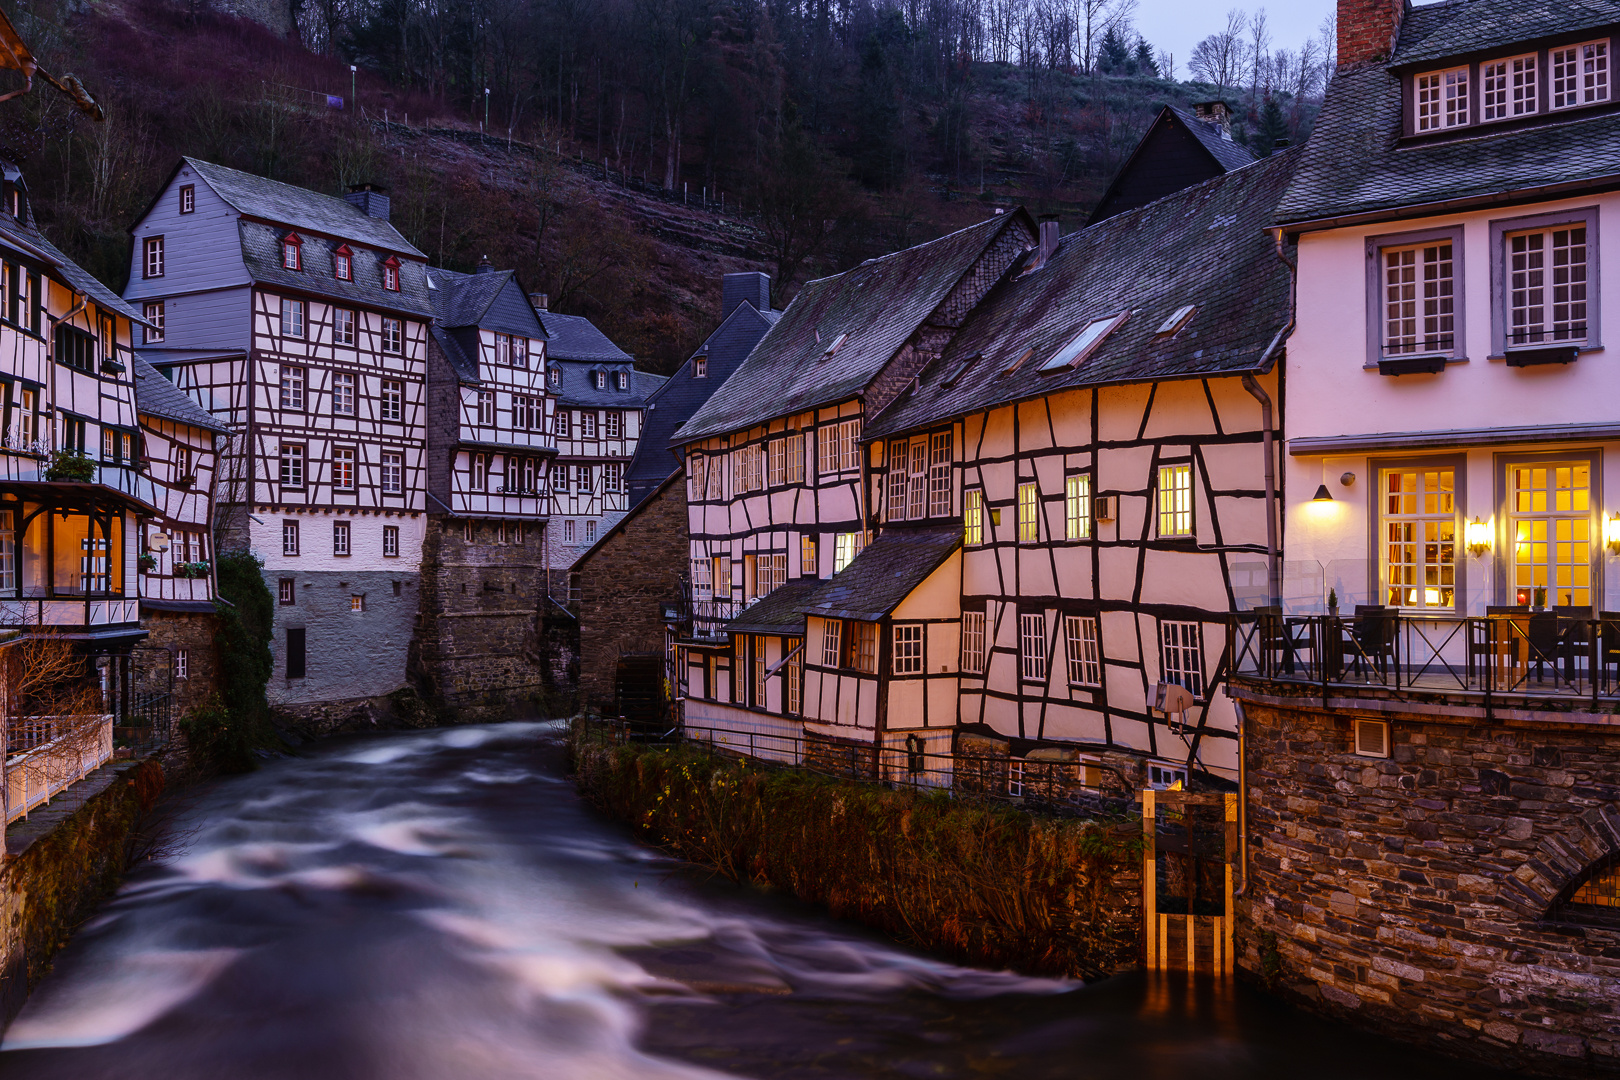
[1600,613,1620,694]
[1254,605,1304,676]
[1527,610,1561,684]
[1555,607,1595,684]
[1344,605,1396,682]
[1478,605,1531,689]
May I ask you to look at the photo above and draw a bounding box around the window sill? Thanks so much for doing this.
[1369,353,1457,376]
[1491,343,1600,367]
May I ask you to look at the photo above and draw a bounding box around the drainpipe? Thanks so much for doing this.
[1243,374,1280,608]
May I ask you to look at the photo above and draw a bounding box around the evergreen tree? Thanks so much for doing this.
[1134,39,1160,78]
[1252,96,1290,157]
[1098,27,1131,74]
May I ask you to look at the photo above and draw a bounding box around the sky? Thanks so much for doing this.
[1135,0,1338,81]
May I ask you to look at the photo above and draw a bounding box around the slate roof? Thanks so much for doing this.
[1171,106,1256,171]
[551,358,666,408]
[428,268,546,338]
[430,325,480,384]
[798,524,961,622]
[536,310,633,363]
[1279,2,1620,225]
[868,150,1297,441]
[184,157,425,256]
[0,214,144,323]
[723,576,824,635]
[1392,0,1620,67]
[132,354,231,433]
[675,212,1035,446]
[239,220,434,318]
[627,300,776,501]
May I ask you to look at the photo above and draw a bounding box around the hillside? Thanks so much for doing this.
[0,0,1318,373]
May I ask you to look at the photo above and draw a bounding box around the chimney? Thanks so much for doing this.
[722,271,771,317]
[1270,138,1292,156]
[1192,101,1233,140]
[344,182,390,222]
[530,292,549,311]
[1037,214,1060,267]
[1337,0,1405,70]
[475,255,495,274]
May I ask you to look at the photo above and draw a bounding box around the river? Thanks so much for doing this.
[0,722,1508,1079]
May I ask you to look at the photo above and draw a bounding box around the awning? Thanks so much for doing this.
[0,480,160,516]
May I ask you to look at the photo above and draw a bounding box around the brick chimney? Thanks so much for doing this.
[1337,0,1406,69]
[1192,101,1233,140]
[1036,214,1060,267]
[530,292,549,311]
[722,271,771,317]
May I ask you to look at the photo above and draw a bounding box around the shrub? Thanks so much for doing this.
[44,449,95,482]
[187,550,276,773]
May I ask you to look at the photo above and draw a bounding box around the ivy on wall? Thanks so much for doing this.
[180,552,276,773]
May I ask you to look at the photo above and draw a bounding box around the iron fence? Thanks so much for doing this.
[1230,608,1620,712]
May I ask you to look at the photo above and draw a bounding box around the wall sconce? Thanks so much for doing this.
[1340,472,1356,487]
[1465,517,1492,557]
[1606,513,1620,556]
[1312,484,1333,502]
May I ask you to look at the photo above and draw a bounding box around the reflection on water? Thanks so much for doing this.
[0,723,1510,1080]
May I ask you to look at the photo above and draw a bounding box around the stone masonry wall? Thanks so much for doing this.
[410,516,546,721]
[139,610,222,722]
[575,478,686,711]
[1236,689,1620,1076]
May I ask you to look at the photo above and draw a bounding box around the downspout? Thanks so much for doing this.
[1241,373,1280,608]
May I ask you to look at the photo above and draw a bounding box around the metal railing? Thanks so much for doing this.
[584,717,1135,817]
[1229,609,1620,713]
[115,692,173,754]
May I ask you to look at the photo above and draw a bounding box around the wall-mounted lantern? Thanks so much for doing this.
[1465,517,1492,557]
[1606,513,1620,556]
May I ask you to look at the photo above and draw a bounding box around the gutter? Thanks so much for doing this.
[1280,172,1620,235]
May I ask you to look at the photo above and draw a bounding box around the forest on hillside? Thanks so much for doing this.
[0,0,1330,371]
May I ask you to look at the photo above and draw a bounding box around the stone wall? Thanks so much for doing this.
[574,477,686,711]
[139,610,222,722]
[1235,688,1620,1075]
[410,517,546,721]
[266,567,420,713]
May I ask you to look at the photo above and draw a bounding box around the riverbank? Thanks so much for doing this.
[568,721,1143,980]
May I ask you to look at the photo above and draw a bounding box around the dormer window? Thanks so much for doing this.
[334,244,353,281]
[382,256,400,291]
[617,371,628,390]
[1416,66,1469,131]
[693,357,707,378]
[594,370,606,389]
[1483,54,1538,120]
[1553,40,1609,109]
[548,366,560,388]
[282,233,303,271]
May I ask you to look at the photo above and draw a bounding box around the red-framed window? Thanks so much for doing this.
[334,243,353,281]
[282,233,303,271]
[382,255,400,291]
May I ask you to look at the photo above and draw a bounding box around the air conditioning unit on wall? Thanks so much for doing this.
[1094,495,1116,522]
[1354,718,1390,758]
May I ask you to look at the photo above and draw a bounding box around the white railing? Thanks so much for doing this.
[0,597,139,628]
[6,713,114,823]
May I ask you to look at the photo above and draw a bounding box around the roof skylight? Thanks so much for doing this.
[1157,305,1196,336]
[942,351,980,387]
[1039,312,1129,372]
[822,332,848,359]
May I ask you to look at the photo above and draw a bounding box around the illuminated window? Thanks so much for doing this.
[1157,464,1193,538]
[1017,481,1039,543]
[350,594,365,612]
[964,489,984,545]
[1065,475,1092,540]
[834,532,856,573]
[1509,462,1592,608]
[801,535,817,575]
[1381,467,1456,609]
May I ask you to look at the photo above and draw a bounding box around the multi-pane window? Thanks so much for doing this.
[757,553,787,597]
[143,236,164,278]
[282,236,301,270]
[594,371,607,389]
[604,462,623,493]
[474,390,495,427]
[351,595,365,612]
[928,433,952,517]
[335,250,352,281]
[1507,225,1588,346]
[1553,40,1609,109]
[786,642,802,716]
[692,357,707,378]
[1019,612,1047,682]
[282,519,300,555]
[279,577,295,603]
[1157,464,1193,537]
[472,453,488,491]
[712,554,731,597]
[144,302,165,344]
[279,444,304,487]
[1483,54,1537,120]
[688,455,707,500]
[582,413,597,438]
[844,621,877,674]
[1065,475,1092,540]
[706,455,723,499]
[381,380,402,422]
[887,440,911,520]
[513,395,540,431]
[0,510,13,591]
[834,532,858,573]
[1415,67,1469,130]
[333,447,356,489]
[1017,481,1039,543]
[961,609,986,674]
[176,445,192,478]
[1510,462,1592,608]
[1064,615,1102,687]
[753,636,767,705]
[494,333,528,367]
[821,619,842,667]
[586,520,596,542]
[381,317,403,353]
[893,624,924,675]
[1383,242,1454,355]
[102,427,116,461]
[964,489,984,545]
[769,438,786,487]
[801,536,817,575]
[383,261,400,290]
[604,410,622,438]
[383,525,399,557]
[280,298,305,338]
[617,371,628,390]
[333,520,350,555]
[817,419,862,474]
[280,365,305,410]
[1382,467,1456,609]
[381,452,402,494]
[786,432,805,483]
[179,185,194,213]
[1160,621,1204,698]
[332,373,355,415]
[553,411,570,437]
[690,557,713,602]
[334,308,356,346]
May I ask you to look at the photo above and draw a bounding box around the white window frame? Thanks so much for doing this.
[381,317,403,354]
[282,519,300,555]
[334,308,356,347]
[1019,611,1047,683]
[381,380,402,422]
[961,609,986,674]
[892,623,924,675]
[332,372,355,416]
[1496,212,1594,352]
[1065,474,1091,540]
[333,520,351,555]
[477,391,496,427]
[693,357,707,378]
[605,410,623,439]
[280,297,305,339]
[1552,39,1609,110]
[143,302,164,344]
[332,446,356,490]
[178,185,194,214]
[279,443,304,487]
[1064,615,1102,687]
[1482,53,1537,121]
[1157,463,1194,538]
[143,236,164,278]
[1159,620,1205,699]
[383,524,399,557]
[1415,66,1469,130]
[690,557,712,603]
[1366,226,1466,365]
[381,452,403,494]
[821,618,842,667]
[786,432,805,484]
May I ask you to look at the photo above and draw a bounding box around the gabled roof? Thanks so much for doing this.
[430,325,480,384]
[428,268,546,339]
[798,524,961,622]
[1088,106,1255,225]
[869,150,1297,441]
[0,214,144,323]
[1392,0,1620,68]
[239,220,434,317]
[550,358,665,408]
[536,310,633,363]
[675,211,1035,446]
[182,157,424,256]
[723,576,823,635]
[1279,2,1620,226]
[627,300,776,497]
[132,354,231,433]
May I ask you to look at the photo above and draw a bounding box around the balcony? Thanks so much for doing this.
[1229,608,1620,721]
[6,713,114,823]
[0,597,141,633]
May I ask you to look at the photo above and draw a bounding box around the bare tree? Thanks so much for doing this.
[1188,9,1247,90]
[1246,7,1271,98]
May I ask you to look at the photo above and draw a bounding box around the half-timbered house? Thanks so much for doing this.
[125,159,430,719]
[535,302,664,571]
[670,211,1037,759]
[867,150,1297,792]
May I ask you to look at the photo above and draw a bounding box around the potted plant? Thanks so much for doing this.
[1327,588,1339,618]
[44,448,95,482]
[186,560,212,579]
[137,553,157,573]
[174,474,197,490]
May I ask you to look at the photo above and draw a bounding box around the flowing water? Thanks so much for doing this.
[0,723,1508,1080]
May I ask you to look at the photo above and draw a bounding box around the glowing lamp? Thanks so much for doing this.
[1606,513,1620,556]
[1312,484,1333,502]
[1465,517,1492,557]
